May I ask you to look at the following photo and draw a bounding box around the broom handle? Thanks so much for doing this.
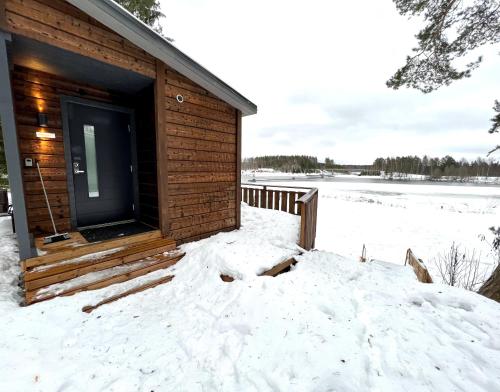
[36,161,58,235]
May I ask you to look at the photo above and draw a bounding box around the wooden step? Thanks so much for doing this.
[24,230,163,270]
[82,275,175,313]
[24,238,176,291]
[26,251,184,304]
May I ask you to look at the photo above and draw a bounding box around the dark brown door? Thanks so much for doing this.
[68,103,134,227]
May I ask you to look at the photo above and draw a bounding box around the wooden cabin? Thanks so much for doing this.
[0,0,257,263]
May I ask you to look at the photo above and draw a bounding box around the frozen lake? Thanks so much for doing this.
[243,175,500,281]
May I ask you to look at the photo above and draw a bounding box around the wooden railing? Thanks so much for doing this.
[241,184,318,250]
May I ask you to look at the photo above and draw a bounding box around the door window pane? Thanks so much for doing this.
[83,125,99,198]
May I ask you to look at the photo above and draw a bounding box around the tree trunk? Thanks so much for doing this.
[478,264,500,303]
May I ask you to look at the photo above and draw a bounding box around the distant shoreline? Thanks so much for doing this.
[242,171,500,186]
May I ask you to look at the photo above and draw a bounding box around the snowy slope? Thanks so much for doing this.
[0,206,499,391]
[260,179,500,281]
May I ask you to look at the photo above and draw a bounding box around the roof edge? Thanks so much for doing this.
[66,0,257,116]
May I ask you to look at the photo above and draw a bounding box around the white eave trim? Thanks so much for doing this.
[66,0,257,116]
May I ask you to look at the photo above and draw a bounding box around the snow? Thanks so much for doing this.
[0,205,500,391]
[34,257,161,301]
[179,203,301,279]
[254,178,500,282]
[32,247,126,272]
[0,215,22,305]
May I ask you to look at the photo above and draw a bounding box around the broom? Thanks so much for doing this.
[36,161,71,244]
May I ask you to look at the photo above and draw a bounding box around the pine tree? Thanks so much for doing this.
[387,0,500,142]
[116,0,170,39]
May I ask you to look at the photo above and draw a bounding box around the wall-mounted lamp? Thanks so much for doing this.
[37,112,48,127]
[36,131,56,139]
[176,94,184,103]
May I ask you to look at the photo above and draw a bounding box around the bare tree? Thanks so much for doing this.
[433,243,486,291]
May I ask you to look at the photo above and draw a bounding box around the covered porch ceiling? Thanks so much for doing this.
[8,35,154,94]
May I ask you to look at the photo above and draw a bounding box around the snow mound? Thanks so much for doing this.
[0,208,499,391]
[178,203,301,279]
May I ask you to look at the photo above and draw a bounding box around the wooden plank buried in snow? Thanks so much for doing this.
[259,257,297,277]
[405,248,433,284]
[220,257,298,282]
[81,275,175,313]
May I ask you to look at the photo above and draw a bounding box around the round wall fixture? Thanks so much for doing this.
[176,94,184,103]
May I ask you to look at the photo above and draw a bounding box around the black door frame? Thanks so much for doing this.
[60,96,140,230]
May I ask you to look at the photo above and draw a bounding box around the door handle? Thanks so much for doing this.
[73,162,85,175]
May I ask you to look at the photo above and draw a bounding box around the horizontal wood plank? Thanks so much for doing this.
[166,111,235,134]
[165,123,236,144]
[170,200,236,219]
[165,84,234,115]
[168,182,235,196]
[167,148,235,162]
[165,96,236,125]
[170,208,235,230]
[166,135,235,154]
[82,274,175,313]
[170,217,236,240]
[168,172,236,184]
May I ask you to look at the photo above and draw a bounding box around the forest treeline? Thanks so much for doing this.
[242,154,500,178]
[242,156,336,173]
[372,155,500,178]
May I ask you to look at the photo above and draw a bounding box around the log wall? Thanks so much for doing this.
[162,67,238,243]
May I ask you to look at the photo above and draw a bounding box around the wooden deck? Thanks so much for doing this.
[23,230,184,305]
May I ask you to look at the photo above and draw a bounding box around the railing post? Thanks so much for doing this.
[299,200,307,249]
[261,186,267,208]
[281,191,288,212]
[267,189,273,209]
[288,192,295,214]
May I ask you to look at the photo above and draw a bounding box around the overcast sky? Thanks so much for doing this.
[160,0,500,164]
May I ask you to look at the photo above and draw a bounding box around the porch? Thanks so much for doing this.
[0,31,165,260]
[23,229,183,305]
[19,181,318,305]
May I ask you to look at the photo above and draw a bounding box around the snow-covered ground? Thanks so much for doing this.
[0,214,22,304]
[1,205,500,391]
[250,177,500,281]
